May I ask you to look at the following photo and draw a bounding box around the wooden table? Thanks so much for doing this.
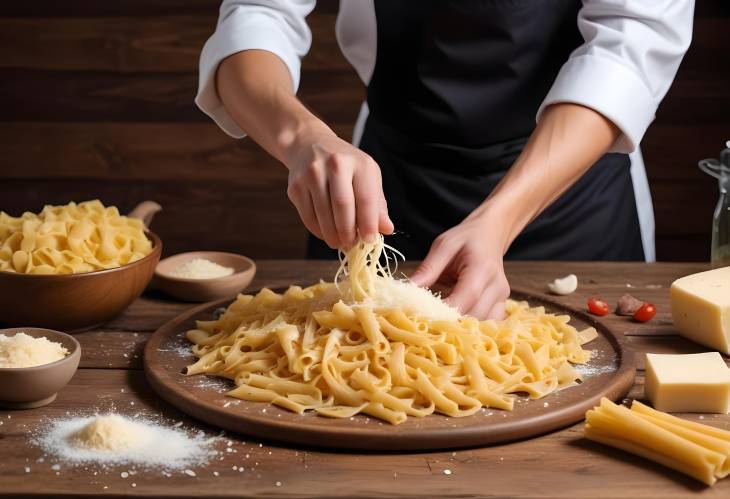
[1,261,728,498]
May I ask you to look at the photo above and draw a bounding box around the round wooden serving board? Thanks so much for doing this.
[144,289,635,451]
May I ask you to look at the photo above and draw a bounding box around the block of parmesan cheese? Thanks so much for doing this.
[670,266,730,354]
[645,352,730,414]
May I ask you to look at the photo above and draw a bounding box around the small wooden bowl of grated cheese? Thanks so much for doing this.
[0,327,81,409]
[154,251,256,302]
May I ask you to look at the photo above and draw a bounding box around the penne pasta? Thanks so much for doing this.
[185,236,594,424]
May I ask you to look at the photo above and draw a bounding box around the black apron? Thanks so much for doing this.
[308,0,645,261]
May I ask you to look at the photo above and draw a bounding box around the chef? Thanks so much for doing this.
[196,1,693,319]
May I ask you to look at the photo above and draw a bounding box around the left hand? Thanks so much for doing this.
[409,104,620,320]
[410,215,510,320]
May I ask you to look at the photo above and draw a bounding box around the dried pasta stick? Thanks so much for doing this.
[585,398,727,486]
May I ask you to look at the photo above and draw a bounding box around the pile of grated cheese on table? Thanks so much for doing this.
[169,258,234,279]
[36,413,219,469]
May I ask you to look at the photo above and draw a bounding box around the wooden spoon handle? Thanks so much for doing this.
[128,201,162,228]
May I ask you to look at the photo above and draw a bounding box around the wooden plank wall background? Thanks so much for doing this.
[0,1,727,261]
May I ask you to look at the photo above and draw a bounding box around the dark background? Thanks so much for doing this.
[0,1,728,261]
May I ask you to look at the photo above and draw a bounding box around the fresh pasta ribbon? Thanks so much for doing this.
[585,398,730,486]
[186,236,596,425]
[0,200,152,274]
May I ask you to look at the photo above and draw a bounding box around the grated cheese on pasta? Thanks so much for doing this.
[334,237,458,321]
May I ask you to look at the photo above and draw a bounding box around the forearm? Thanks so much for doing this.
[216,49,333,166]
[470,103,620,252]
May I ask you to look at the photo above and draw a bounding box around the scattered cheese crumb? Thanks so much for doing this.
[184,469,196,477]
[50,464,60,471]
[121,472,129,478]
[443,469,452,475]
[275,481,282,487]
[170,258,234,280]
[0,332,68,368]
[24,466,30,473]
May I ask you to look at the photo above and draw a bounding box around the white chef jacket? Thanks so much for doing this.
[195,0,696,262]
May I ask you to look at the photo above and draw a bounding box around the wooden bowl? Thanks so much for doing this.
[155,251,256,302]
[0,328,81,409]
[0,201,163,331]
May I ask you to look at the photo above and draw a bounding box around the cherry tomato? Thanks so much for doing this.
[587,298,609,316]
[633,302,657,322]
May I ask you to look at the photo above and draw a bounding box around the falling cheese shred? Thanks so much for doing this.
[334,237,458,321]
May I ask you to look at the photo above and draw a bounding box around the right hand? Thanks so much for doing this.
[285,127,394,249]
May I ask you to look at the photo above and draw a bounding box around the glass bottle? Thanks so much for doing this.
[698,141,730,266]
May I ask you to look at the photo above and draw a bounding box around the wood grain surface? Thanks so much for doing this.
[1,261,730,498]
[0,2,727,261]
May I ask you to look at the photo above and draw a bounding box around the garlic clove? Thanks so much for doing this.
[548,274,578,295]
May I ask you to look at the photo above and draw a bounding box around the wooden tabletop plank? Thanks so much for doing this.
[2,260,727,498]
[74,330,149,369]
[1,370,727,498]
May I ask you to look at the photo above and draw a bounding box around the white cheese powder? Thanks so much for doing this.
[169,258,234,279]
[0,332,68,368]
[36,413,218,469]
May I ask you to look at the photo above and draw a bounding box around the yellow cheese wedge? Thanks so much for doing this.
[645,352,730,414]
[670,267,730,354]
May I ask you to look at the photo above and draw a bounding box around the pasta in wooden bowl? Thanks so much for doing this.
[185,236,598,425]
[0,200,162,330]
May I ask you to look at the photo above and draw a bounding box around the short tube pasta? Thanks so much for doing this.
[0,200,152,274]
[185,236,596,425]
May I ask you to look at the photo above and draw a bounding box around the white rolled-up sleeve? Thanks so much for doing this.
[195,0,315,138]
[537,0,694,153]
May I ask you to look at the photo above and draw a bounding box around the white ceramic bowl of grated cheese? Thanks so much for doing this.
[0,327,81,409]
[154,251,256,302]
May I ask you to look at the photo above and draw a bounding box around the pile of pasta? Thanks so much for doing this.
[0,200,152,274]
[185,237,598,424]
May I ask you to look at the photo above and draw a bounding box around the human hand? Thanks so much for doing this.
[285,127,394,249]
[410,215,510,320]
